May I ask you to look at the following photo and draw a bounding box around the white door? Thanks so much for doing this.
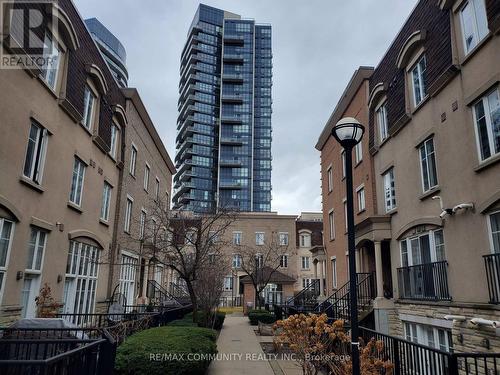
[21,276,40,318]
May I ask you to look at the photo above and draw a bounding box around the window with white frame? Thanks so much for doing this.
[69,157,86,206]
[155,177,160,200]
[343,199,348,232]
[232,254,241,268]
[23,121,48,184]
[473,88,500,162]
[327,166,333,193]
[40,33,61,90]
[119,253,138,308]
[419,137,438,192]
[357,186,366,212]
[129,145,137,176]
[410,55,427,107]
[110,123,119,159]
[144,164,150,192]
[280,254,288,268]
[223,276,233,291]
[328,210,335,240]
[26,227,46,272]
[63,241,100,320]
[256,232,265,245]
[299,233,311,248]
[400,229,445,267]
[0,218,14,301]
[233,231,242,245]
[100,182,112,222]
[404,321,451,353]
[124,196,133,233]
[82,85,96,131]
[140,209,147,239]
[489,211,500,253]
[355,141,363,164]
[341,150,346,178]
[460,0,489,54]
[331,257,338,288]
[279,232,289,246]
[377,102,389,143]
[383,168,396,212]
[302,278,313,289]
[256,253,263,268]
[301,256,310,270]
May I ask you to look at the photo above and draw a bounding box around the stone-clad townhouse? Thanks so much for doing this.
[317,0,500,353]
[0,0,175,324]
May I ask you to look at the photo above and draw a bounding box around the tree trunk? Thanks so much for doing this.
[185,280,198,322]
[254,284,260,310]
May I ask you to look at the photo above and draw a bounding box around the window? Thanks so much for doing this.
[400,229,446,267]
[129,145,137,176]
[144,164,150,191]
[419,138,438,192]
[299,233,311,248]
[256,232,265,245]
[62,241,99,320]
[357,186,366,212]
[40,33,61,90]
[82,85,96,131]
[279,232,289,246]
[411,55,427,107]
[280,254,288,268]
[100,182,112,222]
[302,278,313,288]
[233,231,242,245]
[355,141,363,164]
[124,196,133,233]
[377,102,389,142]
[341,150,346,178]
[328,211,335,240]
[403,322,451,353]
[232,254,241,268]
[119,254,138,308]
[473,89,500,162]
[155,177,160,200]
[26,227,46,271]
[327,166,333,193]
[223,276,233,291]
[110,124,119,159]
[301,256,310,270]
[489,211,500,253]
[69,157,86,206]
[343,199,348,232]
[383,168,396,212]
[0,218,14,301]
[140,209,147,239]
[23,122,48,184]
[256,253,263,268]
[460,0,489,54]
[331,257,338,288]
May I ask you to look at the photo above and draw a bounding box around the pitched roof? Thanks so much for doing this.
[240,266,296,284]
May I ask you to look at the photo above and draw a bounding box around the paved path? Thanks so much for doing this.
[207,314,275,375]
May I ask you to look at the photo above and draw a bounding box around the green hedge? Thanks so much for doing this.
[178,311,226,330]
[115,326,217,375]
[248,309,276,325]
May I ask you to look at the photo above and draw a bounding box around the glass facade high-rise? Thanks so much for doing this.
[173,4,272,213]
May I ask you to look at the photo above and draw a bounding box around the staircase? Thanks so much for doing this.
[147,280,184,307]
[286,279,321,315]
[168,282,192,305]
[317,272,375,326]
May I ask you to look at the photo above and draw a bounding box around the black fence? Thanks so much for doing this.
[360,326,500,375]
[397,261,451,301]
[484,253,500,304]
[219,296,242,307]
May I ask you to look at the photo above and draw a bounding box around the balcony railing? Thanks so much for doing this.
[397,261,451,301]
[483,253,500,303]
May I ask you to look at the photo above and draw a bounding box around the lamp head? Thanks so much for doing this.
[331,117,365,148]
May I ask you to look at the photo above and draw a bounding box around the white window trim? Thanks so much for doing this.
[255,232,265,246]
[280,254,289,268]
[376,100,389,143]
[343,198,348,232]
[25,227,47,273]
[233,231,242,246]
[487,210,500,254]
[100,182,112,222]
[143,163,151,192]
[0,219,15,305]
[82,84,97,132]
[279,232,289,246]
[23,122,49,184]
[419,137,439,193]
[140,208,147,239]
[409,54,428,107]
[109,122,119,160]
[331,256,338,289]
[459,0,489,55]
[341,149,346,179]
[301,256,310,270]
[356,184,366,212]
[155,176,160,200]
[124,195,134,233]
[327,164,333,193]
[472,88,500,162]
[328,209,335,241]
[69,157,86,207]
[383,168,397,212]
[355,141,363,164]
[399,228,445,266]
[129,143,138,176]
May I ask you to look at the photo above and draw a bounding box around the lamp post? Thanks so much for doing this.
[331,117,365,375]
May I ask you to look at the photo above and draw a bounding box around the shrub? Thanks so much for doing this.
[115,326,217,375]
[248,309,276,325]
[180,310,226,329]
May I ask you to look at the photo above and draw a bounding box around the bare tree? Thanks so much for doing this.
[237,231,290,309]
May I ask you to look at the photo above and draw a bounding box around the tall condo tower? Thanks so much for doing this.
[173,4,272,213]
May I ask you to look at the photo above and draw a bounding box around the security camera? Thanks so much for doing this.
[444,315,466,322]
[471,318,500,328]
[452,203,474,214]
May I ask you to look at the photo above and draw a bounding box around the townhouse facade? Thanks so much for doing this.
[317,0,500,353]
[0,0,175,323]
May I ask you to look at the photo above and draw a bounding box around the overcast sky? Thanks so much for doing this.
[74,0,417,215]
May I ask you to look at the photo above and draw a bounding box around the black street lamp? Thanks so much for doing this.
[331,117,365,375]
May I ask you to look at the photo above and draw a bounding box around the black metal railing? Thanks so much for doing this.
[397,261,451,301]
[169,282,191,303]
[218,296,242,307]
[484,253,500,304]
[359,327,500,375]
[319,273,375,324]
[147,280,183,307]
[287,279,320,309]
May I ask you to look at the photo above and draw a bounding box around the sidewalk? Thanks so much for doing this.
[207,313,275,375]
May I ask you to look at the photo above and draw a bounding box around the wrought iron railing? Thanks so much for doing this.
[286,279,320,310]
[483,253,500,304]
[397,261,451,301]
[147,280,182,307]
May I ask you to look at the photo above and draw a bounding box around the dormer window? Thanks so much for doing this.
[376,101,389,142]
[40,33,61,90]
[410,55,427,107]
[82,85,97,131]
[460,0,489,54]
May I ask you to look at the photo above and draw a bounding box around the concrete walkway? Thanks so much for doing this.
[207,314,275,375]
